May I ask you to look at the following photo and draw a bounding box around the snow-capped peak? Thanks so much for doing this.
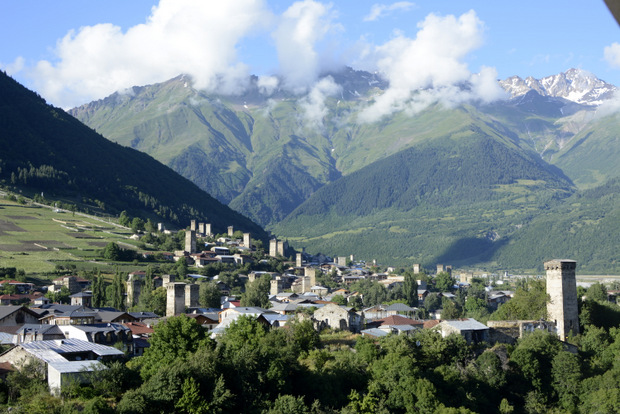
[499,69,617,106]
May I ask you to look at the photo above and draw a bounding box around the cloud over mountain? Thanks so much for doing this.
[18,1,502,114]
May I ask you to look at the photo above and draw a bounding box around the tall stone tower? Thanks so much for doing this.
[185,284,199,308]
[185,230,196,253]
[296,253,303,268]
[269,239,278,257]
[545,259,579,341]
[126,277,141,308]
[166,283,186,317]
[205,223,212,237]
[228,226,234,237]
[243,233,251,248]
[190,220,197,231]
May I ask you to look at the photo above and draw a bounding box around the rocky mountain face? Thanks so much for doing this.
[499,68,617,105]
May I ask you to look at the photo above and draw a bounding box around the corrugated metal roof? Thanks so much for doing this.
[442,318,489,331]
[48,360,103,374]
[22,338,124,358]
[361,328,390,337]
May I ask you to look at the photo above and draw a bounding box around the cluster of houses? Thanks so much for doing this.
[0,217,578,396]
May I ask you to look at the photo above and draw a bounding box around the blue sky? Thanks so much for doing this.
[1,0,619,109]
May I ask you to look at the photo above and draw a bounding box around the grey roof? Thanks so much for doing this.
[70,291,92,298]
[21,338,124,362]
[0,305,40,320]
[128,311,159,320]
[16,324,64,335]
[385,303,415,312]
[361,328,390,338]
[48,360,103,374]
[66,323,130,334]
[441,318,489,331]
[270,303,299,312]
[0,332,13,344]
[93,311,133,322]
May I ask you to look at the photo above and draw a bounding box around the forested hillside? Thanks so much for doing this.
[0,71,267,238]
[273,128,576,270]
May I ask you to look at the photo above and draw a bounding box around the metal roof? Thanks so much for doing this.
[48,360,103,374]
[442,318,489,331]
[21,338,124,359]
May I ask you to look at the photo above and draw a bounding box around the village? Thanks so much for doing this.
[0,216,590,398]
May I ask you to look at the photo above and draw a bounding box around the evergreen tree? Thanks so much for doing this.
[112,271,125,311]
[92,272,105,308]
[403,273,419,307]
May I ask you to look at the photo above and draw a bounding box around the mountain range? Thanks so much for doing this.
[48,68,620,272]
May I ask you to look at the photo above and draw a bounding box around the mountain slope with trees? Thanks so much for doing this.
[0,71,267,238]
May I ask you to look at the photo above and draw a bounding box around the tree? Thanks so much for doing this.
[240,274,271,308]
[441,298,461,319]
[131,217,145,233]
[199,282,222,309]
[490,279,548,321]
[112,271,125,311]
[103,242,121,261]
[137,315,211,380]
[92,272,106,308]
[587,282,608,302]
[424,292,441,312]
[403,274,419,307]
[118,211,131,227]
[434,272,456,292]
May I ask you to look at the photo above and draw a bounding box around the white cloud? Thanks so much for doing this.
[358,10,501,123]
[299,76,341,128]
[273,0,340,94]
[363,2,416,22]
[257,75,280,96]
[604,42,620,68]
[27,0,272,108]
[0,56,25,76]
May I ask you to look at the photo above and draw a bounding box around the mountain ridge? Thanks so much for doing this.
[0,71,268,239]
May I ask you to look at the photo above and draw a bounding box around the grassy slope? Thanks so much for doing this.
[0,198,141,274]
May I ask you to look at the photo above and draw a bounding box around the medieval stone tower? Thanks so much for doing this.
[126,275,141,308]
[545,259,579,341]
[185,230,196,254]
[166,283,186,317]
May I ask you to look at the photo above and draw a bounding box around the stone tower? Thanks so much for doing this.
[126,277,141,308]
[205,223,212,237]
[166,283,186,317]
[304,267,316,287]
[296,253,303,268]
[228,226,234,237]
[185,284,199,308]
[545,259,579,341]
[198,223,205,236]
[243,233,251,248]
[269,239,278,257]
[190,220,197,231]
[413,264,421,274]
[185,230,196,253]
